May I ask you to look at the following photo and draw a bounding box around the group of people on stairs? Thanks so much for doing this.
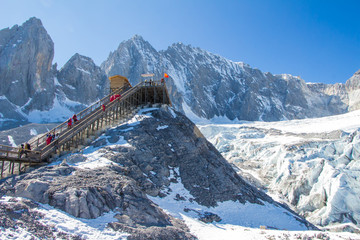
[18,143,31,158]
[67,114,78,129]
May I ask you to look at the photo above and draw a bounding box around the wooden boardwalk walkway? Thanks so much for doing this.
[0,80,171,178]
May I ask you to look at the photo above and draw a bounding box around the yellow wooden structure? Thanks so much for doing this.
[109,75,132,93]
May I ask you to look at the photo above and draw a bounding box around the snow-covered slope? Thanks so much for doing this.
[1,197,358,240]
[2,108,360,239]
[1,107,327,240]
[199,109,360,233]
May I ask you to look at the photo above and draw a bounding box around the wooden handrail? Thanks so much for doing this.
[27,86,129,149]
[38,81,147,159]
[1,79,171,166]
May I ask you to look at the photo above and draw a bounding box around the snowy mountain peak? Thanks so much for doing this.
[235,62,251,69]
[101,35,353,122]
[277,73,302,81]
[1,17,360,131]
[23,16,43,27]
[62,53,96,70]
[123,34,157,53]
[0,16,55,129]
[170,42,190,50]
[168,42,210,57]
[57,53,108,106]
[100,35,160,80]
[131,34,144,42]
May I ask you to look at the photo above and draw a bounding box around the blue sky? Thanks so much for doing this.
[0,0,359,84]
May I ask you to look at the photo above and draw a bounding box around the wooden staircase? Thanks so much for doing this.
[0,80,171,179]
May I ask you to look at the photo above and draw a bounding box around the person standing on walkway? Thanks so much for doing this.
[46,135,52,145]
[24,143,31,157]
[19,144,25,158]
[67,118,72,129]
[73,114,78,124]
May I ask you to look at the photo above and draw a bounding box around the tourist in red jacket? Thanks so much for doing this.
[46,135,52,145]
[67,118,72,129]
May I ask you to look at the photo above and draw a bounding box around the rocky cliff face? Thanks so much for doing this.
[0,17,55,109]
[345,70,360,111]
[0,107,315,239]
[101,35,161,85]
[0,18,109,130]
[101,36,355,122]
[57,53,109,105]
[306,70,360,113]
[0,17,56,129]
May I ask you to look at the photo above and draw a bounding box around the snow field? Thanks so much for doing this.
[183,216,360,240]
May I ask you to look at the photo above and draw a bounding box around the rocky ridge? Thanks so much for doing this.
[0,107,315,239]
[1,18,360,130]
[101,36,359,122]
[308,69,360,113]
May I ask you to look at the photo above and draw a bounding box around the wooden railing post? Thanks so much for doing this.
[154,85,156,104]
[1,160,4,179]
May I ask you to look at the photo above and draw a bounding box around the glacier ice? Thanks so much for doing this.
[199,110,360,232]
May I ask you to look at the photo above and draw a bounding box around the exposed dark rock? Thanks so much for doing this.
[107,107,273,207]
[109,222,196,240]
[1,162,196,238]
[198,212,222,223]
[183,208,222,223]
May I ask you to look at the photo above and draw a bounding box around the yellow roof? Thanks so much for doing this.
[109,75,132,88]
